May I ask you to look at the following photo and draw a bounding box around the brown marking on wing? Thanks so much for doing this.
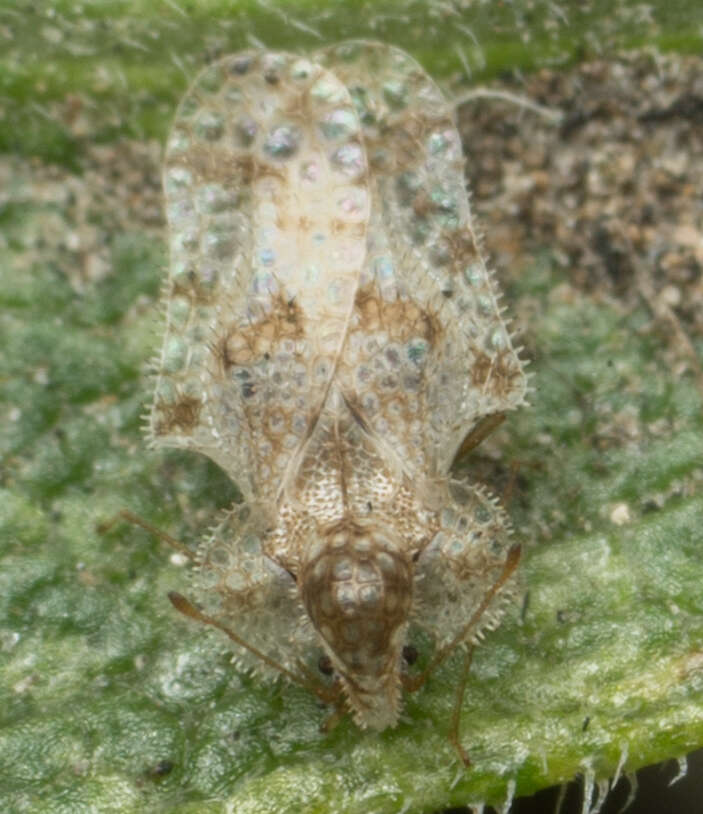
[297,214,313,232]
[327,217,366,238]
[170,268,220,306]
[214,289,306,371]
[154,394,203,436]
[330,218,345,235]
[365,111,455,172]
[439,228,481,274]
[354,285,442,346]
[411,189,440,220]
[471,348,524,399]
[167,147,285,188]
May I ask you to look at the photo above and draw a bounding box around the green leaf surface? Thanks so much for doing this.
[1,1,702,812]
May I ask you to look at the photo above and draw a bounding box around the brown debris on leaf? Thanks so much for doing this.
[459,51,703,348]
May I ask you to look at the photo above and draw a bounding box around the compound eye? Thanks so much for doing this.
[318,655,334,676]
[402,644,418,666]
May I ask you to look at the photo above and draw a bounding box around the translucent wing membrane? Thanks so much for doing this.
[191,503,320,679]
[317,41,527,475]
[150,52,370,502]
[412,479,518,649]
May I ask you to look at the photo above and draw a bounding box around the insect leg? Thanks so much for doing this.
[448,645,474,767]
[451,413,506,468]
[403,543,521,694]
[97,509,195,561]
[319,696,349,734]
[168,591,336,705]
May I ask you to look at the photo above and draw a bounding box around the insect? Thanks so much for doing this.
[148,40,527,762]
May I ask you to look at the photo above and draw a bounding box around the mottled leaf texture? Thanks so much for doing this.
[150,42,527,731]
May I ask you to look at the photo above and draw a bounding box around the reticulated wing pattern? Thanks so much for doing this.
[412,479,518,648]
[150,51,370,502]
[317,41,528,477]
[192,502,321,678]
